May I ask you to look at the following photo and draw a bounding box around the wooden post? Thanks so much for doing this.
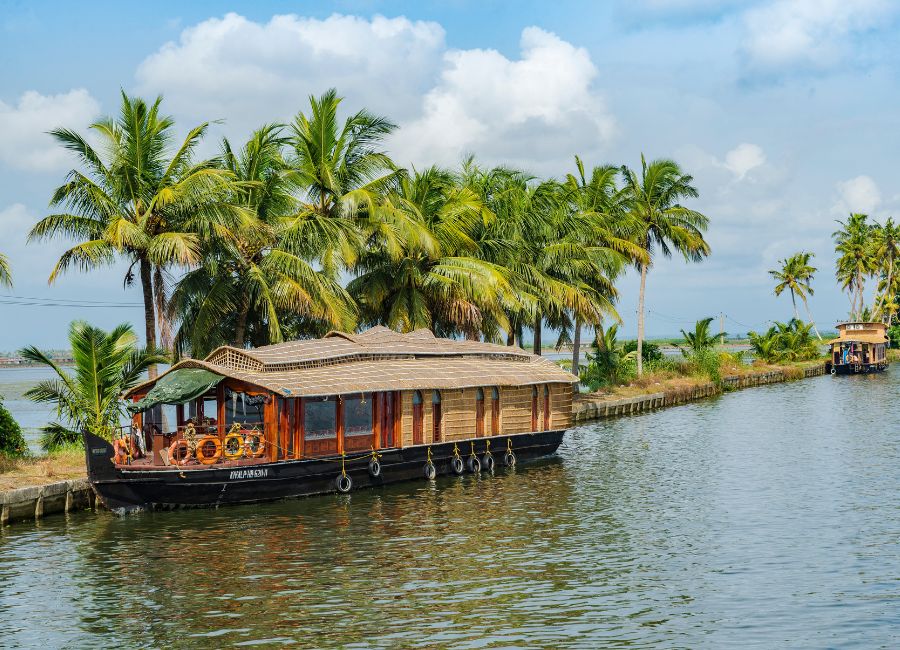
[293,399,302,459]
[336,396,345,455]
[217,383,226,439]
[372,393,381,451]
[297,398,306,458]
[279,398,289,460]
[264,396,277,462]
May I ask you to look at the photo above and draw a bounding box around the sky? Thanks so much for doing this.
[1,0,899,349]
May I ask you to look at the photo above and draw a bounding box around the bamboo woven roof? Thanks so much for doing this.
[127,327,577,398]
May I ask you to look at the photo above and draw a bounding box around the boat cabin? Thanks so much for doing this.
[121,327,577,468]
[826,322,889,375]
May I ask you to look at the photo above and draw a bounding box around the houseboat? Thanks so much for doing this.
[84,326,578,512]
[825,321,889,375]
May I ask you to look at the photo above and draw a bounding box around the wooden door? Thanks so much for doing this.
[380,392,395,448]
[531,386,538,431]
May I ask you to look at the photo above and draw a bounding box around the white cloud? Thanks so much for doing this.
[723,142,765,179]
[740,0,894,75]
[393,27,614,171]
[136,13,447,133]
[0,90,100,172]
[834,175,881,214]
[136,15,614,174]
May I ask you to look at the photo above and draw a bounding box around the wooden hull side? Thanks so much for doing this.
[84,430,566,513]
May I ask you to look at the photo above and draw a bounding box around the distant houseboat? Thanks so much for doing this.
[825,322,889,375]
[84,327,577,512]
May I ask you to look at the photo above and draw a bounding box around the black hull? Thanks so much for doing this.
[827,362,888,375]
[84,430,566,513]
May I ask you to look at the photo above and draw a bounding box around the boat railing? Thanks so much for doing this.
[114,422,269,468]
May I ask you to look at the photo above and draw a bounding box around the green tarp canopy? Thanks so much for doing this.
[127,368,224,413]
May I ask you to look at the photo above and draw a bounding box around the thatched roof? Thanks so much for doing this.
[127,327,577,399]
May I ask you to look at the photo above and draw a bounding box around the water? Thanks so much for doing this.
[0,367,57,451]
[1,369,899,647]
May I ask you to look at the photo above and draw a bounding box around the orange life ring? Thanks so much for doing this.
[223,433,244,460]
[169,439,191,465]
[196,435,222,465]
[244,432,266,458]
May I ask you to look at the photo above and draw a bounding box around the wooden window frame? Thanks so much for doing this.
[531,386,538,432]
[412,391,424,445]
[432,390,442,443]
[543,385,551,431]
[475,387,485,438]
[490,387,500,436]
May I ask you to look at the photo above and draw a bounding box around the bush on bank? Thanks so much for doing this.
[0,395,28,458]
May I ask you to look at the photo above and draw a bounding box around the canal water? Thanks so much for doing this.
[1,369,899,647]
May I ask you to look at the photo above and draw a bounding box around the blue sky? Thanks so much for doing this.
[1,0,898,349]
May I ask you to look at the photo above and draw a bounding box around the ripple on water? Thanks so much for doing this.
[1,371,900,647]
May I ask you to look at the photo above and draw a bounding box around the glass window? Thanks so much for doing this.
[412,390,423,405]
[305,397,337,440]
[344,394,373,437]
[476,388,484,401]
[432,390,441,404]
[491,387,499,400]
[224,390,265,427]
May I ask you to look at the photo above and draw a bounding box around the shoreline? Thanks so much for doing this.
[573,362,827,423]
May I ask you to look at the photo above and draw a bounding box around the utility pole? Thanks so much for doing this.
[719,312,725,345]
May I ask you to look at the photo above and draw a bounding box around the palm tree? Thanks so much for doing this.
[564,156,645,373]
[19,321,167,451]
[833,213,875,319]
[769,251,821,340]
[28,92,249,374]
[171,125,356,356]
[0,252,10,288]
[678,317,720,357]
[349,166,516,336]
[872,217,900,323]
[283,89,404,278]
[621,155,710,375]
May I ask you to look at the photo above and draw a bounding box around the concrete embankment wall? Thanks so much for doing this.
[573,364,826,424]
[0,478,97,526]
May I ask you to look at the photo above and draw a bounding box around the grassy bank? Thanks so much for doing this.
[581,358,825,402]
[0,447,85,492]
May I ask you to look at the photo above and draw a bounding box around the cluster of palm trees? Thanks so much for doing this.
[28,89,711,376]
[832,213,900,323]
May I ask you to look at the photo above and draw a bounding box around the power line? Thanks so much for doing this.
[0,297,142,308]
[0,293,142,306]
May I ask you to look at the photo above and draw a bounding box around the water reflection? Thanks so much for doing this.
[2,370,900,647]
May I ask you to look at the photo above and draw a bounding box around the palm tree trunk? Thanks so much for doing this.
[790,288,798,321]
[801,297,822,341]
[234,296,251,347]
[153,266,172,354]
[884,257,894,324]
[533,313,542,355]
[506,329,515,346]
[139,258,158,379]
[637,262,647,377]
[571,317,582,376]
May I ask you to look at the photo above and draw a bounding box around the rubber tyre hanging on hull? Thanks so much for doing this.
[467,456,481,473]
[335,474,353,493]
[424,462,436,480]
[503,451,516,467]
[368,459,381,478]
[451,457,465,475]
[481,454,495,472]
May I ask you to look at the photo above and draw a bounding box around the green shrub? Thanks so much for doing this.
[0,395,28,457]
[623,340,663,363]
